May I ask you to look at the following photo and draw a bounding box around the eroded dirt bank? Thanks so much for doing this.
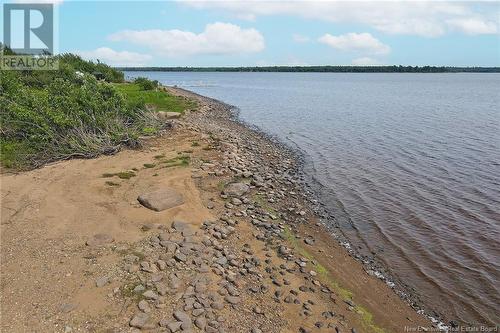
[1,87,431,332]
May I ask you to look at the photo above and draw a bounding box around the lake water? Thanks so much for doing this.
[125,71,500,325]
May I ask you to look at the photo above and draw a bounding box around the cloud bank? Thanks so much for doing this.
[319,32,390,55]
[109,22,265,56]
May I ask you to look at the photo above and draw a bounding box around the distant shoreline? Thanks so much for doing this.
[117,65,500,73]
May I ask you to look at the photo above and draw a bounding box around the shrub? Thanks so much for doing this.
[134,77,159,91]
[0,50,160,169]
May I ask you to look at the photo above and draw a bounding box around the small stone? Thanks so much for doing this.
[130,312,155,329]
[138,300,151,313]
[195,317,207,330]
[173,310,191,324]
[224,295,241,304]
[95,276,108,287]
[142,290,158,300]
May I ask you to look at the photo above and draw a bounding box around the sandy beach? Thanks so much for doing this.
[0,87,432,332]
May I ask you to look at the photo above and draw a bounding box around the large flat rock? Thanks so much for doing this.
[137,188,184,212]
[224,182,250,197]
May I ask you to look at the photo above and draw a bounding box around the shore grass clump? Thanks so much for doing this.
[0,47,163,170]
[160,155,190,168]
[102,170,136,179]
[105,181,120,186]
[143,163,156,168]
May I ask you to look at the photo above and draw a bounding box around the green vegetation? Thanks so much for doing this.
[112,82,195,114]
[159,155,190,168]
[133,77,159,90]
[105,181,120,186]
[102,171,136,179]
[281,227,386,333]
[118,65,500,73]
[0,46,193,170]
[143,163,156,168]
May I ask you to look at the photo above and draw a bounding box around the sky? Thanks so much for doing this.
[2,0,500,66]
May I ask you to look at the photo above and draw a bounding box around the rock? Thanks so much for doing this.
[304,237,315,245]
[173,310,191,324]
[95,276,108,287]
[130,312,155,329]
[138,300,151,313]
[142,290,158,300]
[174,252,187,263]
[224,183,250,197]
[86,233,114,247]
[137,188,184,212]
[165,321,182,332]
[224,295,241,304]
[195,317,207,330]
[171,220,190,231]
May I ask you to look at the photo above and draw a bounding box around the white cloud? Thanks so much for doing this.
[446,18,498,35]
[319,32,390,55]
[293,34,310,43]
[352,57,382,66]
[77,47,152,66]
[179,1,499,37]
[109,22,265,56]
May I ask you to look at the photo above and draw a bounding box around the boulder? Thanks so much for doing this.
[137,188,184,212]
[224,182,249,197]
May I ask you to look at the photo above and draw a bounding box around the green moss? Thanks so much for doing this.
[143,163,156,168]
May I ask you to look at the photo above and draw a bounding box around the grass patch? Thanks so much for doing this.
[112,83,195,114]
[191,141,200,147]
[105,181,120,186]
[102,171,136,179]
[160,155,190,168]
[154,154,166,160]
[143,163,156,168]
[281,226,385,333]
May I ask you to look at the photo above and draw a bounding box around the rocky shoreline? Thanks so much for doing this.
[167,87,449,329]
[0,85,433,332]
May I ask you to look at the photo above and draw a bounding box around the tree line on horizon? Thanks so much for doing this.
[116,65,500,73]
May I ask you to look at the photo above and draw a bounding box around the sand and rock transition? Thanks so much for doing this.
[0,87,433,332]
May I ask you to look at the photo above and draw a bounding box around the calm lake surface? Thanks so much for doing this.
[126,71,500,325]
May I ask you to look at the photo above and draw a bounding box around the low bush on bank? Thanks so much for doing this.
[0,50,180,170]
[134,77,159,90]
